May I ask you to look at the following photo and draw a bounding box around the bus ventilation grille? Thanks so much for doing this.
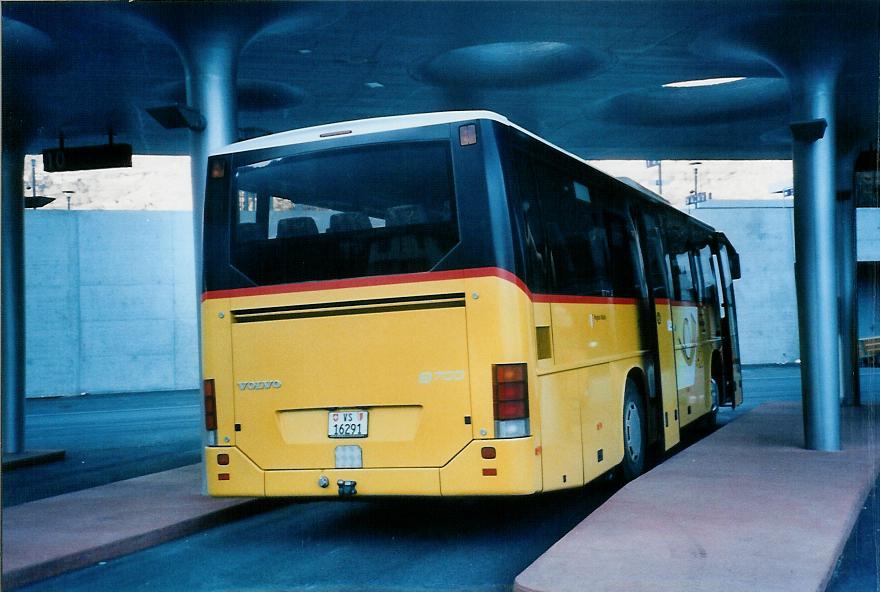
[231,292,466,323]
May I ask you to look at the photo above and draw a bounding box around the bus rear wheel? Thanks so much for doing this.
[621,379,646,481]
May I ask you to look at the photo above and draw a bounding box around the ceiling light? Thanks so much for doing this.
[662,77,746,88]
[365,82,384,89]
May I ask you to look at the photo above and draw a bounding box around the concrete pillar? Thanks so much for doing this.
[2,136,26,454]
[180,33,240,297]
[789,70,841,451]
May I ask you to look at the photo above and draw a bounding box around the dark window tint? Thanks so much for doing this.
[533,161,611,296]
[508,152,550,293]
[230,141,459,285]
[671,251,698,303]
[639,210,670,299]
[604,211,640,298]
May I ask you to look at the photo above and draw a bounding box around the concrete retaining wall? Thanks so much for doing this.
[691,200,800,365]
[25,211,198,397]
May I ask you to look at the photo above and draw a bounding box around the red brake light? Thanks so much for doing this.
[497,400,527,419]
[204,379,217,431]
[493,363,529,421]
[496,382,525,401]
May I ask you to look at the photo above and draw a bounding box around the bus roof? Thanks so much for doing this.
[214,110,670,209]
[213,111,512,155]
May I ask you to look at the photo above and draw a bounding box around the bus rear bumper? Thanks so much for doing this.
[205,437,542,497]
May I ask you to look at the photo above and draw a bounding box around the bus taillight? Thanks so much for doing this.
[204,378,218,431]
[493,363,530,438]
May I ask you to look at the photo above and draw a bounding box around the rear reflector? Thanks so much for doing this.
[217,453,229,466]
[482,468,497,476]
[218,473,230,481]
[204,379,217,431]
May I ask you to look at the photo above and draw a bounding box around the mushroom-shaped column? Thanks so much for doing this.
[788,65,841,450]
[178,28,240,280]
[1,16,54,456]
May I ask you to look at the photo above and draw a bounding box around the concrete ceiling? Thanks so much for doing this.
[3,1,878,160]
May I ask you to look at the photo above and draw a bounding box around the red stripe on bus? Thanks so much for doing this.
[202,267,527,301]
[202,267,633,306]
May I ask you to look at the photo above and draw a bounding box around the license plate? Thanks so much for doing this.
[328,409,368,438]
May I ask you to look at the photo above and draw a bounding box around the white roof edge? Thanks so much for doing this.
[211,110,511,155]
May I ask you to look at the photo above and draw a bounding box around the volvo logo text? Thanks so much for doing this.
[237,380,282,391]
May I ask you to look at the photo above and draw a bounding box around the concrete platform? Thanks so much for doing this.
[1,464,268,589]
[515,402,880,592]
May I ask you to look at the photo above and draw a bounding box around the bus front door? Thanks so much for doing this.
[714,240,743,407]
[635,209,681,450]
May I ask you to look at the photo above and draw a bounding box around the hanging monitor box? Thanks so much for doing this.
[42,143,132,172]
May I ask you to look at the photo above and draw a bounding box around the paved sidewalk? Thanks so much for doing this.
[2,465,266,589]
[516,402,880,592]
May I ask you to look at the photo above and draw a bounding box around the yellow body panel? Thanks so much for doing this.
[266,467,441,497]
[440,437,541,495]
[203,273,721,497]
[230,295,471,469]
[202,298,236,445]
[206,445,265,496]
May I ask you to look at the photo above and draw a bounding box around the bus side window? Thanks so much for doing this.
[672,251,698,303]
[698,245,718,306]
[533,161,611,296]
[640,210,670,299]
[603,210,640,298]
[509,151,549,293]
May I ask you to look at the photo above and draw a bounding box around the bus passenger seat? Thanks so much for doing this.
[277,217,319,238]
[386,204,427,226]
[329,212,372,232]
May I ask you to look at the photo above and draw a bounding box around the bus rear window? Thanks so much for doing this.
[230,141,459,286]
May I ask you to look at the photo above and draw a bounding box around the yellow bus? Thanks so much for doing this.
[201,111,742,497]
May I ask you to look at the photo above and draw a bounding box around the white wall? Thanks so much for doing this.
[691,200,800,365]
[25,210,198,396]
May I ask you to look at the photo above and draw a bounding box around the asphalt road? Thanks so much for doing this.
[3,390,202,507]
[10,366,880,592]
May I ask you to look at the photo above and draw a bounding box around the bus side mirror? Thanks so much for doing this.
[729,252,742,280]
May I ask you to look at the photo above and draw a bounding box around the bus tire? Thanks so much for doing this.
[621,379,647,481]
